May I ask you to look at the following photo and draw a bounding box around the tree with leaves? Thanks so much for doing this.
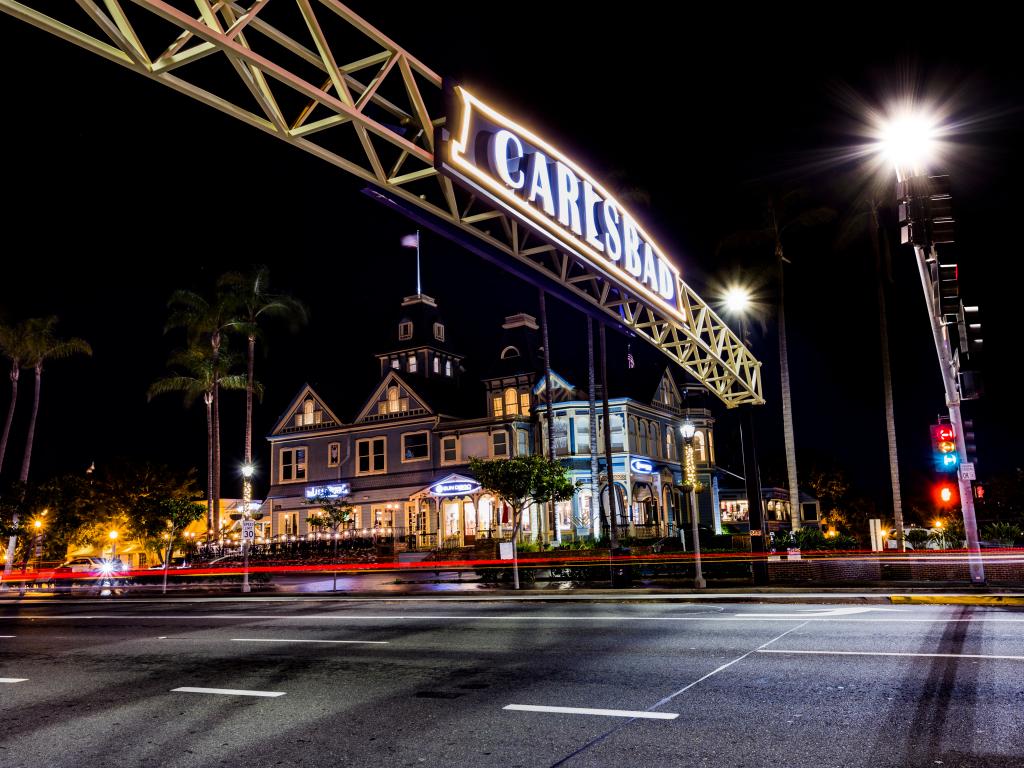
[469,455,577,589]
[2,317,91,579]
[0,319,31,475]
[718,190,835,533]
[219,266,307,492]
[304,489,354,592]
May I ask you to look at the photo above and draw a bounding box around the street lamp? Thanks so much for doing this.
[680,421,706,590]
[240,462,255,594]
[875,106,985,584]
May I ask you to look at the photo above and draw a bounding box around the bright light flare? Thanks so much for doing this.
[878,113,938,172]
[723,287,752,314]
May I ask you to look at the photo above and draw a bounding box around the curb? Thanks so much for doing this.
[889,595,1024,606]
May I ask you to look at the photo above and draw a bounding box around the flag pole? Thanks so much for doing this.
[416,230,421,295]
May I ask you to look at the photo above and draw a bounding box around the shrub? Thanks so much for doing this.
[982,522,1021,547]
[906,529,931,549]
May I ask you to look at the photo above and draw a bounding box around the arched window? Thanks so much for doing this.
[666,429,676,461]
[639,420,649,457]
[628,416,638,451]
[501,346,520,359]
[650,423,661,458]
[303,400,314,416]
[693,431,706,462]
[504,387,519,416]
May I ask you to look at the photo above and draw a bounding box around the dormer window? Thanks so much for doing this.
[379,385,409,415]
[399,321,413,340]
[294,399,322,427]
[433,322,445,341]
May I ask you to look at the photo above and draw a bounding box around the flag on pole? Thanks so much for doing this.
[400,233,418,248]
[626,344,635,369]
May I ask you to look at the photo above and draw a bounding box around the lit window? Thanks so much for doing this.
[408,354,417,373]
[492,395,503,418]
[433,356,439,374]
[280,447,307,482]
[442,436,458,463]
[356,438,386,475]
[402,432,429,461]
[445,360,453,377]
[391,358,400,369]
[504,388,519,416]
[294,399,321,427]
[520,392,531,415]
[399,322,412,340]
[328,442,340,468]
[693,431,706,462]
[492,431,509,457]
[433,322,445,341]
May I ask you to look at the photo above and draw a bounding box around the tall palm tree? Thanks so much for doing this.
[148,346,247,538]
[718,190,835,532]
[3,317,91,577]
[0,320,31,475]
[165,289,235,525]
[218,266,307,482]
[836,194,905,550]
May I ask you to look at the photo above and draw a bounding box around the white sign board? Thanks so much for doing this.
[241,519,255,541]
[499,542,515,561]
[959,463,976,481]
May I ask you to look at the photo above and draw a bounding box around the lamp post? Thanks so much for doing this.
[680,421,706,589]
[878,111,985,583]
[241,462,254,594]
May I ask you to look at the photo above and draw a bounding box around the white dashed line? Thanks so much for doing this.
[230,638,388,644]
[504,704,677,719]
[171,687,285,697]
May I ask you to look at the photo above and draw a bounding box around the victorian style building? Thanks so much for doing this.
[263,291,815,549]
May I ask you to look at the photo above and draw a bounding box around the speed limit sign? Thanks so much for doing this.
[242,519,255,540]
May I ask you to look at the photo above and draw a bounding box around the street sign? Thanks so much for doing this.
[960,462,976,481]
[241,520,255,541]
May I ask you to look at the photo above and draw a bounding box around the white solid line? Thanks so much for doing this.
[0,635,16,638]
[230,638,388,644]
[758,649,1024,661]
[0,678,28,683]
[172,687,285,697]
[504,704,678,720]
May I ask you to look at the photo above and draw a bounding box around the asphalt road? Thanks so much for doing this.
[1,598,1022,767]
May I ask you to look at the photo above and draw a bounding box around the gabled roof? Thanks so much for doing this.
[532,370,576,398]
[353,370,434,424]
[270,384,344,436]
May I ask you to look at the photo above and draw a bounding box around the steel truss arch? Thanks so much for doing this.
[0,0,763,407]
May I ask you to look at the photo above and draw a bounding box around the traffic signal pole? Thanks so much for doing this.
[912,242,984,584]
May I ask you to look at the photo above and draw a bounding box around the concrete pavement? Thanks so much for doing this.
[1,599,1022,767]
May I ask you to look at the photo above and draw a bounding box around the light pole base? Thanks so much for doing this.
[694,577,706,590]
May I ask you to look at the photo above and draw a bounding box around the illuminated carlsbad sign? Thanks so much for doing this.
[443,86,684,317]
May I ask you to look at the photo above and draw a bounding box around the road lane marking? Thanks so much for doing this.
[758,649,1024,661]
[230,638,388,644]
[171,687,285,697]
[741,607,904,618]
[0,635,15,638]
[504,705,678,720]
[1,678,28,683]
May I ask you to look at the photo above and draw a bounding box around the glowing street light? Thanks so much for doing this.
[723,286,752,314]
[873,104,984,583]
[679,421,706,590]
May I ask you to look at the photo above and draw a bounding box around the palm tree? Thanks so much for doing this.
[836,194,905,550]
[718,190,835,532]
[165,289,236,526]
[148,346,247,539]
[218,266,307,483]
[2,317,91,578]
[0,320,31,475]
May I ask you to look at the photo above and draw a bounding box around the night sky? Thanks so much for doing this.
[0,4,1021,518]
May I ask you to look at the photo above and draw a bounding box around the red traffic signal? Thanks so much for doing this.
[929,424,958,472]
[934,482,959,506]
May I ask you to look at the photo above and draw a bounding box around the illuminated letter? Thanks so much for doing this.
[602,199,622,261]
[555,162,583,236]
[623,216,643,277]
[526,152,556,217]
[658,261,675,302]
[488,129,525,189]
[642,243,659,290]
[582,181,604,252]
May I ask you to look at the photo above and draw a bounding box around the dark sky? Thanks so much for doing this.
[0,3,1021,518]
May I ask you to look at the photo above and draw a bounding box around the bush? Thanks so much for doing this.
[906,529,931,549]
[982,522,1021,547]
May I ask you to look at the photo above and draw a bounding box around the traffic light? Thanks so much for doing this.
[897,175,954,246]
[934,482,959,507]
[962,419,978,465]
[928,262,960,317]
[929,423,958,472]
